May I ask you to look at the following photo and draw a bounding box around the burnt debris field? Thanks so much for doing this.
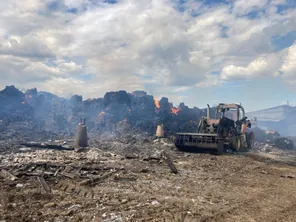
[1,86,296,222]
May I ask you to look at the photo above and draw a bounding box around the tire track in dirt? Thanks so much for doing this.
[199,179,296,222]
[269,202,296,222]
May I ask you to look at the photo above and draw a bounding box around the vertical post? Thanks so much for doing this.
[207,104,210,118]
[156,124,164,138]
[75,117,88,152]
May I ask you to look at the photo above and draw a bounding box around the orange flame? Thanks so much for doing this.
[171,107,180,115]
[25,95,33,99]
[154,98,160,109]
[99,111,105,117]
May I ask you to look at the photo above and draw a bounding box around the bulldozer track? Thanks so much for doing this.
[269,202,296,222]
[199,181,295,222]
[55,180,95,199]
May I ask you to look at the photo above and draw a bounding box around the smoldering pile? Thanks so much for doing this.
[0,86,207,140]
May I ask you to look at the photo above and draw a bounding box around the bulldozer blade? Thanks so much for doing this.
[174,133,225,154]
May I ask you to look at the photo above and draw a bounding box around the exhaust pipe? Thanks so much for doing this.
[75,117,88,152]
[207,104,210,118]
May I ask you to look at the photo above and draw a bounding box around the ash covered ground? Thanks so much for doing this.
[1,136,296,222]
[1,86,296,222]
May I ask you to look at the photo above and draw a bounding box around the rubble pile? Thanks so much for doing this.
[1,85,295,153]
[0,86,208,140]
[250,127,295,150]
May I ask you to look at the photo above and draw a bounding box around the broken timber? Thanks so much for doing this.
[37,177,52,193]
[20,143,74,151]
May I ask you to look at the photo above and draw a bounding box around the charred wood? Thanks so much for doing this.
[20,143,74,151]
[37,176,51,193]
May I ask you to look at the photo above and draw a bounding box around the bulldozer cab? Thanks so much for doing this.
[215,103,245,122]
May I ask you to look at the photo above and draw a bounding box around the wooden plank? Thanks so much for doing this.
[21,143,74,151]
[37,177,52,194]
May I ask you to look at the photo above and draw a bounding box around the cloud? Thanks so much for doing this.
[220,40,296,83]
[195,74,222,87]
[69,0,211,87]
[0,0,295,107]
[281,42,296,76]
[281,41,296,88]
[0,35,55,59]
[232,0,269,16]
[221,53,282,80]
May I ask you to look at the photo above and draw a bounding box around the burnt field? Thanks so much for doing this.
[1,136,296,222]
[1,86,296,221]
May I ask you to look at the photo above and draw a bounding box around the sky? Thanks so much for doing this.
[0,0,295,112]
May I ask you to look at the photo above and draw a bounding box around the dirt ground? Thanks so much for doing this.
[1,138,296,222]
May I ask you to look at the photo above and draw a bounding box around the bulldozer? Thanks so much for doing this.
[174,103,255,154]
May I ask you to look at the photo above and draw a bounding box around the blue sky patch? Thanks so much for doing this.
[271,31,296,51]
[277,0,296,14]
[65,8,78,14]
[47,1,59,11]
[103,0,118,4]
[202,0,229,6]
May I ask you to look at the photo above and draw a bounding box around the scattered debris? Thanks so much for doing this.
[151,200,160,205]
[16,183,24,188]
[0,169,18,181]
[125,153,139,159]
[19,147,32,152]
[280,174,295,179]
[275,137,294,150]
[67,204,82,211]
[101,212,123,222]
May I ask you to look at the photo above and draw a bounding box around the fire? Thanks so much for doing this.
[25,95,33,99]
[154,98,160,109]
[171,107,180,115]
[99,111,105,117]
